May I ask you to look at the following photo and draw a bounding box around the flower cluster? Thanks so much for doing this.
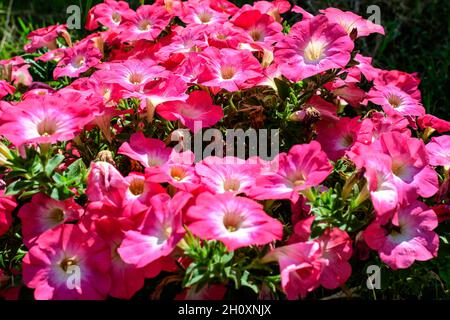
[0,0,449,300]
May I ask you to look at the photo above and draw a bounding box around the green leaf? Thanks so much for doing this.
[45,154,65,176]
[274,78,290,101]
[65,159,87,180]
[5,180,29,196]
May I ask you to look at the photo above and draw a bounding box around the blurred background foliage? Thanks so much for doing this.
[0,0,448,119]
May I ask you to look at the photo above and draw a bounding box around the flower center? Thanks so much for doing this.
[290,172,307,186]
[304,40,327,63]
[72,55,86,68]
[129,178,145,195]
[216,33,228,40]
[223,177,241,192]
[170,166,187,181]
[221,65,236,80]
[138,20,153,31]
[341,134,355,148]
[387,94,403,108]
[112,12,121,24]
[37,118,58,136]
[197,11,213,24]
[223,211,243,232]
[48,207,65,222]
[128,72,144,85]
[60,257,78,272]
[249,28,265,42]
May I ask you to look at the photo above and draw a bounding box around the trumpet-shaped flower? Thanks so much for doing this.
[275,15,354,82]
[363,201,439,269]
[22,224,111,300]
[156,90,223,132]
[187,192,283,251]
[18,194,83,247]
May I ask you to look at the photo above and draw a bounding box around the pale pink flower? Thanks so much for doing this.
[22,224,111,300]
[118,132,172,168]
[53,42,102,78]
[117,4,172,42]
[156,90,223,132]
[275,15,354,81]
[0,94,94,146]
[18,194,83,247]
[319,8,384,37]
[195,156,261,196]
[250,142,333,202]
[198,47,262,92]
[364,201,439,269]
[187,192,283,251]
[426,136,450,167]
[118,192,192,268]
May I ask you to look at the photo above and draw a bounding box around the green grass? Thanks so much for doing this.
[0,0,449,119]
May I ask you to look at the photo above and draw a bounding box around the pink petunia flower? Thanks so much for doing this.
[0,190,16,237]
[365,84,425,118]
[86,161,129,208]
[94,216,161,299]
[146,150,200,192]
[0,93,94,146]
[118,192,192,268]
[95,59,167,95]
[117,4,172,42]
[316,228,353,289]
[22,224,111,300]
[194,156,261,196]
[363,153,400,224]
[350,132,439,201]
[53,42,102,78]
[363,201,439,269]
[263,241,323,299]
[179,2,229,26]
[0,80,15,99]
[118,132,172,168]
[418,114,450,133]
[426,135,450,167]
[231,9,283,49]
[250,141,333,202]
[315,117,362,161]
[198,47,263,92]
[18,194,83,247]
[319,8,384,37]
[155,25,208,62]
[187,192,283,251]
[156,90,223,132]
[24,24,67,53]
[275,15,354,82]
[86,0,134,30]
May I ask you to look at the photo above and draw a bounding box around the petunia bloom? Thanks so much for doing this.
[0,93,94,146]
[187,192,283,251]
[426,135,450,167]
[22,224,111,300]
[118,132,172,168]
[363,201,439,269]
[275,15,354,82]
[198,47,263,92]
[18,194,83,247]
[156,90,223,133]
[250,141,333,202]
[118,192,192,268]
